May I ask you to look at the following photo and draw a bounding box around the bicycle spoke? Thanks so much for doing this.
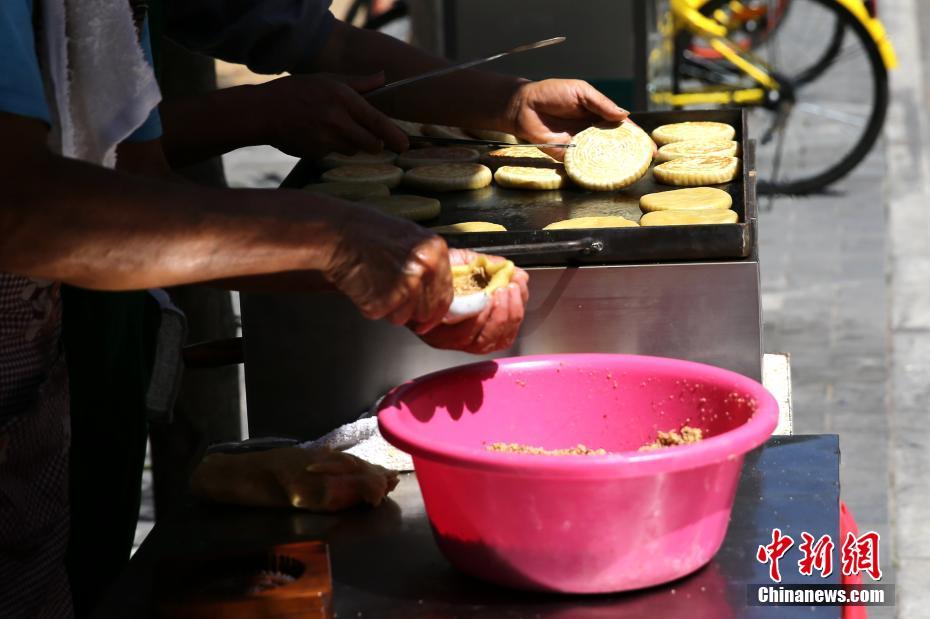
[769,110,788,196]
[795,102,868,128]
[810,44,866,76]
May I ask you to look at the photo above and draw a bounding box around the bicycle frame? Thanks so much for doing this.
[654,0,896,108]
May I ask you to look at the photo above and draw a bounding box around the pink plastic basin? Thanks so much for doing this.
[377,354,778,594]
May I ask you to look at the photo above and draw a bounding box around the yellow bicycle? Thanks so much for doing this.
[652,0,896,193]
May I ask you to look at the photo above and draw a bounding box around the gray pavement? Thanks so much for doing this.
[885,0,930,616]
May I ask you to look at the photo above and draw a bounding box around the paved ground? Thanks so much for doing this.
[133,3,930,615]
[884,0,930,616]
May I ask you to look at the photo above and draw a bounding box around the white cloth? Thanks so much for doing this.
[39,0,161,166]
[300,417,415,472]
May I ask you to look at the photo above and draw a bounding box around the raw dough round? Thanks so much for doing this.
[640,209,739,226]
[365,195,441,222]
[321,164,404,188]
[494,165,568,190]
[651,122,736,146]
[404,163,493,192]
[655,139,739,162]
[653,156,740,186]
[320,151,397,169]
[396,146,480,169]
[481,146,558,170]
[543,216,639,230]
[564,121,654,191]
[303,182,391,201]
[639,187,733,212]
[432,221,507,233]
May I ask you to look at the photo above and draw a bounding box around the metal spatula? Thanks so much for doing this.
[364,36,566,98]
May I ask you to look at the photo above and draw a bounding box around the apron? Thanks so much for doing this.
[0,274,72,618]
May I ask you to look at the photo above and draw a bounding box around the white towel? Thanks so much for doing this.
[300,418,415,472]
[39,0,162,167]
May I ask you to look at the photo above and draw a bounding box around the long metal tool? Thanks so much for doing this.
[467,238,604,258]
[364,36,566,98]
[407,134,574,149]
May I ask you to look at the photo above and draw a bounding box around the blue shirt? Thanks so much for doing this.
[0,0,162,142]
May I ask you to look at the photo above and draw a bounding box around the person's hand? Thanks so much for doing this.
[416,249,530,355]
[322,206,452,331]
[506,79,629,159]
[259,72,409,159]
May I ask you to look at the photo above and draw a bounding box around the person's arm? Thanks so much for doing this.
[0,113,452,329]
[309,21,629,144]
[159,73,409,168]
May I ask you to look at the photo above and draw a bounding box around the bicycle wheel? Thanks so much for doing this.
[677,0,888,194]
[697,0,847,87]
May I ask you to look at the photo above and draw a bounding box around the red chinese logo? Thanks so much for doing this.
[841,531,882,581]
[798,532,834,578]
[757,528,794,582]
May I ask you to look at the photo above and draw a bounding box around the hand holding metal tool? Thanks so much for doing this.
[364,36,566,98]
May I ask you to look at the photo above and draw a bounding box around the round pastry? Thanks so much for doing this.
[494,165,568,190]
[364,195,441,222]
[395,146,480,169]
[321,164,404,188]
[655,139,739,162]
[640,209,739,226]
[320,150,397,169]
[653,156,740,186]
[432,221,507,233]
[651,122,736,146]
[404,163,493,192]
[543,216,639,230]
[303,181,391,201]
[639,187,733,212]
[564,121,654,191]
[481,146,558,170]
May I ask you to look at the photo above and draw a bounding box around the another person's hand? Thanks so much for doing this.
[417,249,529,355]
[506,79,629,159]
[323,206,452,331]
[259,73,409,159]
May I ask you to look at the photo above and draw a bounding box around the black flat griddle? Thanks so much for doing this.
[280,109,757,266]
